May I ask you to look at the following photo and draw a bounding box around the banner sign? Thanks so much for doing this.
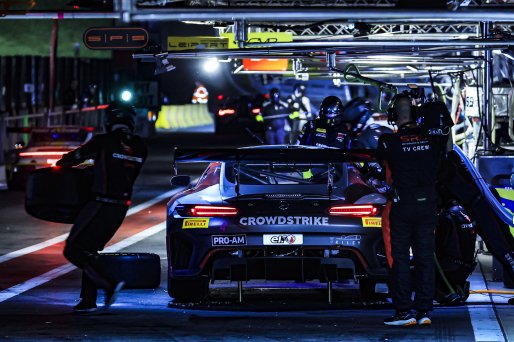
[167,36,229,50]
[84,27,149,50]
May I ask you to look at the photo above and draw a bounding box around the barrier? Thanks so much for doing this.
[156,104,213,131]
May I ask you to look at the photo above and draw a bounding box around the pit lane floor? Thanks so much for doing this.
[1,132,513,341]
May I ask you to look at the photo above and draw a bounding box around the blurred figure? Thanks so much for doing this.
[287,84,312,144]
[256,88,289,145]
[297,95,351,148]
[452,86,474,155]
[81,84,98,108]
[342,97,393,149]
[192,81,209,104]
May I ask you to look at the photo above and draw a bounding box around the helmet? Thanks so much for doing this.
[293,84,306,97]
[104,102,136,132]
[319,96,344,126]
[269,88,280,104]
[342,98,373,131]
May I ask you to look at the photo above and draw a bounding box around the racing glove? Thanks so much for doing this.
[255,114,264,122]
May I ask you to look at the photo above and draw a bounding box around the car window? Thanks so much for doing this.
[30,130,89,146]
[225,162,344,185]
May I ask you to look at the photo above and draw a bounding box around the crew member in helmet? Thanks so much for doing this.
[57,102,148,313]
[377,93,445,326]
[256,88,290,144]
[297,95,351,148]
[287,84,312,144]
[342,97,393,149]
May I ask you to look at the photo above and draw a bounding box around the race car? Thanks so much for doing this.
[214,94,266,137]
[167,146,389,302]
[6,126,95,189]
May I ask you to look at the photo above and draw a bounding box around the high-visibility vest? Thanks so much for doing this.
[192,85,209,104]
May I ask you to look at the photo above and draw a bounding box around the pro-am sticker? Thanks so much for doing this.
[212,235,247,246]
[182,218,210,229]
[263,234,303,245]
[362,217,382,228]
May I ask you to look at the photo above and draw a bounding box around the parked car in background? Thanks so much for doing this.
[5,126,95,189]
[215,94,266,139]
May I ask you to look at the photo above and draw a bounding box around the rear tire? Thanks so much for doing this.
[168,275,209,302]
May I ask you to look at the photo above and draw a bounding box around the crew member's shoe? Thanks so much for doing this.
[73,299,98,313]
[416,311,432,326]
[104,281,125,310]
[384,310,417,326]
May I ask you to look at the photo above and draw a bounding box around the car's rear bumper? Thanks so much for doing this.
[167,230,387,282]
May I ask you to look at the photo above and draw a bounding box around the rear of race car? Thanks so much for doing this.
[166,147,388,301]
[7,126,94,189]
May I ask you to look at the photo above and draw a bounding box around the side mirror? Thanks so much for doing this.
[171,175,191,187]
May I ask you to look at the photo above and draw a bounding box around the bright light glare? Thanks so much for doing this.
[121,90,132,102]
[203,59,220,73]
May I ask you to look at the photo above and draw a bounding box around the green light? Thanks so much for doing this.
[121,90,132,102]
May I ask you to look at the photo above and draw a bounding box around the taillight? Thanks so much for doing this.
[19,151,67,157]
[251,108,261,115]
[329,204,378,217]
[190,205,238,216]
[218,109,236,117]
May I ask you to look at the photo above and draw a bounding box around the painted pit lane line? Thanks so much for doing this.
[0,189,177,265]
[0,189,179,303]
[467,261,508,342]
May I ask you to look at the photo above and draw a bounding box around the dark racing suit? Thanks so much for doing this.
[57,128,147,302]
[296,120,351,148]
[262,100,290,145]
[377,124,444,312]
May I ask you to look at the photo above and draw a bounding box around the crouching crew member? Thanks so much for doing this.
[377,93,445,326]
[57,103,147,313]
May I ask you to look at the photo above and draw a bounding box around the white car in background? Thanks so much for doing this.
[6,126,95,189]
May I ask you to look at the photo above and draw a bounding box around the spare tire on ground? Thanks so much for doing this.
[99,253,161,289]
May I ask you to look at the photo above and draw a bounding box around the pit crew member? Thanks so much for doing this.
[57,103,147,313]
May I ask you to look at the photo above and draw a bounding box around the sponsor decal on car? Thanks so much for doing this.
[263,234,303,245]
[330,235,362,246]
[240,216,329,226]
[316,128,327,133]
[182,218,210,229]
[212,235,247,246]
[361,217,382,228]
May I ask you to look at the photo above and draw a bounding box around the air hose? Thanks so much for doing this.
[434,253,457,295]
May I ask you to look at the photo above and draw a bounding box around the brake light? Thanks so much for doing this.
[19,151,67,157]
[329,204,378,217]
[218,109,236,116]
[217,94,224,101]
[251,108,261,115]
[190,205,238,216]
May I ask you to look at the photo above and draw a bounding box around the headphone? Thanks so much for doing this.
[386,92,416,125]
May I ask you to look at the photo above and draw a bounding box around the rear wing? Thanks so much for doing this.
[172,146,376,164]
[173,146,376,199]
